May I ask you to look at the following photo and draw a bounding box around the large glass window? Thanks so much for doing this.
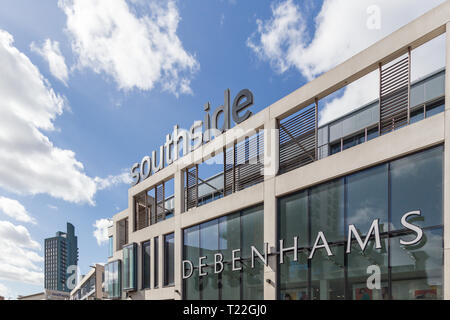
[278,146,443,300]
[311,245,345,300]
[123,243,137,291]
[183,204,264,300]
[390,228,443,300]
[164,233,175,286]
[154,236,159,288]
[347,237,389,300]
[347,164,388,233]
[108,236,113,258]
[426,101,444,118]
[142,241,151,289]
[279,191,308,248]
[390,146,443,231]
[310,180,344,243]
[219,213,241,300]
[105,260,121,299]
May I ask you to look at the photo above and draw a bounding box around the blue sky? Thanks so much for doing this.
[0,0,445,298]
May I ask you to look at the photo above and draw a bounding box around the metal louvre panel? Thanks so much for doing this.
[155,183,165,223]
[224,147,234,196]
[279,105,317,174]
[134,193,150,231]
[147,195,156,225]
[379,52,410,135]
[235,132,264,191]
[186,166,197,210]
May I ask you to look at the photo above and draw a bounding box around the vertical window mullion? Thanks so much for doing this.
[343,176,348,300]
[387,161,392,300]
[307,189,312,300]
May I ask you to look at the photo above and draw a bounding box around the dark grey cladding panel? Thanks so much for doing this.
[328,102,379,143]
[324,69,444,143]
[411,69,445,107]
[425,71,445,101]
[411,83,425,107]
[318,144,329,160]
[317,126,328,147]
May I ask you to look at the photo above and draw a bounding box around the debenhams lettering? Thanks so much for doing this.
[130,89,255,186]
[182,211,424,279]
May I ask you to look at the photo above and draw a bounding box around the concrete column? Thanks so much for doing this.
[263,178,277,300]
[174,166,185,215]
[174,168,184,299]
[263,117,278,300]
[128,192,134,241]
[263,118,279,177]
[444,22,450,300]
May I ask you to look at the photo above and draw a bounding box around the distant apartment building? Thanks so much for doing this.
[44,223,79,292]
[70,264,106,300]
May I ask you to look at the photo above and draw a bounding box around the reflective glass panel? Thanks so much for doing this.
[347,164,388,234]
[390,146,443,230]
[310,179,344,243]
[390,228,443,300]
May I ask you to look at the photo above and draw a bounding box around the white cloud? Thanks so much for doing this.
[58,0,199,96]
[93,218,112,246]
[94,170,132,191]
[247,0,306,75]
[0,282,15,299]
[30,39,69,86]
[0,29,131,205]
[248,0,446,124]
[0,197,36,224]
[0,220,43,285]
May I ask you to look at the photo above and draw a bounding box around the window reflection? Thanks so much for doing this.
[279,251,309,300]
[279,191,308,248]
[310,180,344,243]
[347,237,388,300]
[390,146,443,230]
[347,164,388,234]
[142,241,150,289]
[390,228,443,300]
[278,146,443,300]
[183,205,263,300]
[122,243,137,291]
[164,233,175,286]
[311,246,345,300]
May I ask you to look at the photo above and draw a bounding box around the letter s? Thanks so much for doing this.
[131,163,140,186]
[400,211,423,245]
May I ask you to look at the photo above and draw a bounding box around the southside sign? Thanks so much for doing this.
[131,89,255,186]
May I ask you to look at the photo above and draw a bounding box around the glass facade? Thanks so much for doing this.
[105,260,121,299]
[108,236,113,258]
[164,233,175,286]
[142,241,151,289]
[154,236,159,288]
[123,243,137,291]
[278,146,443,300]
[183,204,264,300]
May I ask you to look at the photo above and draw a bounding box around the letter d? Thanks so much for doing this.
[182,260,194,279]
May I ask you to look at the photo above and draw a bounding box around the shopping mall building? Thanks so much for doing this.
[106,3,450,300]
